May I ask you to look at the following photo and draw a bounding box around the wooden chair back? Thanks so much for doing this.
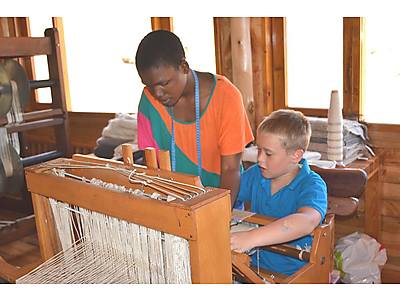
[310,165,368,217]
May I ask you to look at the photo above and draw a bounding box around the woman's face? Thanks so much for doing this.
[139,63,189,107]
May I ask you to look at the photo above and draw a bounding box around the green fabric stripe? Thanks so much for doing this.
[139,93,171,148]
[139,92,221,187]
[173,146,220,187]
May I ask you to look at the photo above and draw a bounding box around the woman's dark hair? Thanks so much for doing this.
[135,30,185,74]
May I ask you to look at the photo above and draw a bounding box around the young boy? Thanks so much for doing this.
[231,109,327,276]
[135,30,253,206]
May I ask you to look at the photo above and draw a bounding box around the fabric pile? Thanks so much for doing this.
[94,113,138,159]
[307,117,373,166]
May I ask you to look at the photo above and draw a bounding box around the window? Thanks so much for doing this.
[364,18,400,124]
[172,17,216,74]
[286,17,343,109]
[62,16,151,113]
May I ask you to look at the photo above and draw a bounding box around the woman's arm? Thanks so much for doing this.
[220,153,242,208]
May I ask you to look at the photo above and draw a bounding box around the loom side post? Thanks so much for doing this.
[189,193,232,283]
[31,193,61,260]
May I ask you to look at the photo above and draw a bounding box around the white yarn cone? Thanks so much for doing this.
[327,90,343,162]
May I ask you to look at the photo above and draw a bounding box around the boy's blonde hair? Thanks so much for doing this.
[257,109,311,151]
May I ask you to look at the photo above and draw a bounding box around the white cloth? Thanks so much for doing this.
[101,113,138,141]
[243,145,322,164]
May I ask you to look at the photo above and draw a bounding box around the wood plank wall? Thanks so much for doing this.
[368,125,400,282]
[214,17,274,136]
[22,112,114,156]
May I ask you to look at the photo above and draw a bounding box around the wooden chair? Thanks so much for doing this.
[310,165,368,217]
[244,160,368,217]
[231,213,335,283]
[0,28,71,165]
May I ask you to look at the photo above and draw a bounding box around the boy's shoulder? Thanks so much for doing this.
[307,168,327,186]
[297,165,327,194]
[289,160,327,192]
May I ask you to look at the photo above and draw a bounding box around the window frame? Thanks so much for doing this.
[271,17,363,120]
[24,17,160,113]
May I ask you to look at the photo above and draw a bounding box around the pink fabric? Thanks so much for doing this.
[137,112,159,151]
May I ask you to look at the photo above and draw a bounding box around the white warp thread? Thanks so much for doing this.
[17,174,192,284]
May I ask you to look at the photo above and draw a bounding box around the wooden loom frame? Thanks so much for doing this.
[21,152,233,283]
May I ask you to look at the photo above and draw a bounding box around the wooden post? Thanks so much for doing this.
[144,147,158,169]
[151,17,173,31]
[250,17,274,129]
[45,28,72,157]
[31,193,61,260]
[214,17,233,79]
[189,193,232,283]
[230,17,256,132]
[158,149,171,171]
[122,143,133,166]
[271,17,287,111]
[364,154,383,240]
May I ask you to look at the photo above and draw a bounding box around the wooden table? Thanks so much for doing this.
[347,152,383,241]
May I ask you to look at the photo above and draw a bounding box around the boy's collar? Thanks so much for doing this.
[286,158,310,190]
[258,159,310,189]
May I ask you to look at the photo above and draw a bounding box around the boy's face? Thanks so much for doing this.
[256,132,302,179]
[139,62,189,107]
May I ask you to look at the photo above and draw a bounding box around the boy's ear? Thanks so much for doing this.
[291,148,304,163]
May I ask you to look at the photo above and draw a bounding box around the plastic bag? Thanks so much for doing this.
[334,232,387,283]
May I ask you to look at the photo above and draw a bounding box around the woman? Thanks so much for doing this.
[135,30,253,206]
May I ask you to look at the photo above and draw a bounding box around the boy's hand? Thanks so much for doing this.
[230,231,255,253]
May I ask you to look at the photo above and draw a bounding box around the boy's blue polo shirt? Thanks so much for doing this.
[234,159,327,276]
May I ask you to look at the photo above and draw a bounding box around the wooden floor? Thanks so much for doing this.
[0,209,41,283]
[0,234,41,268]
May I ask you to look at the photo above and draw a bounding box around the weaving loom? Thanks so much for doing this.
[16,148,232,283]
[15,145,360,284]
